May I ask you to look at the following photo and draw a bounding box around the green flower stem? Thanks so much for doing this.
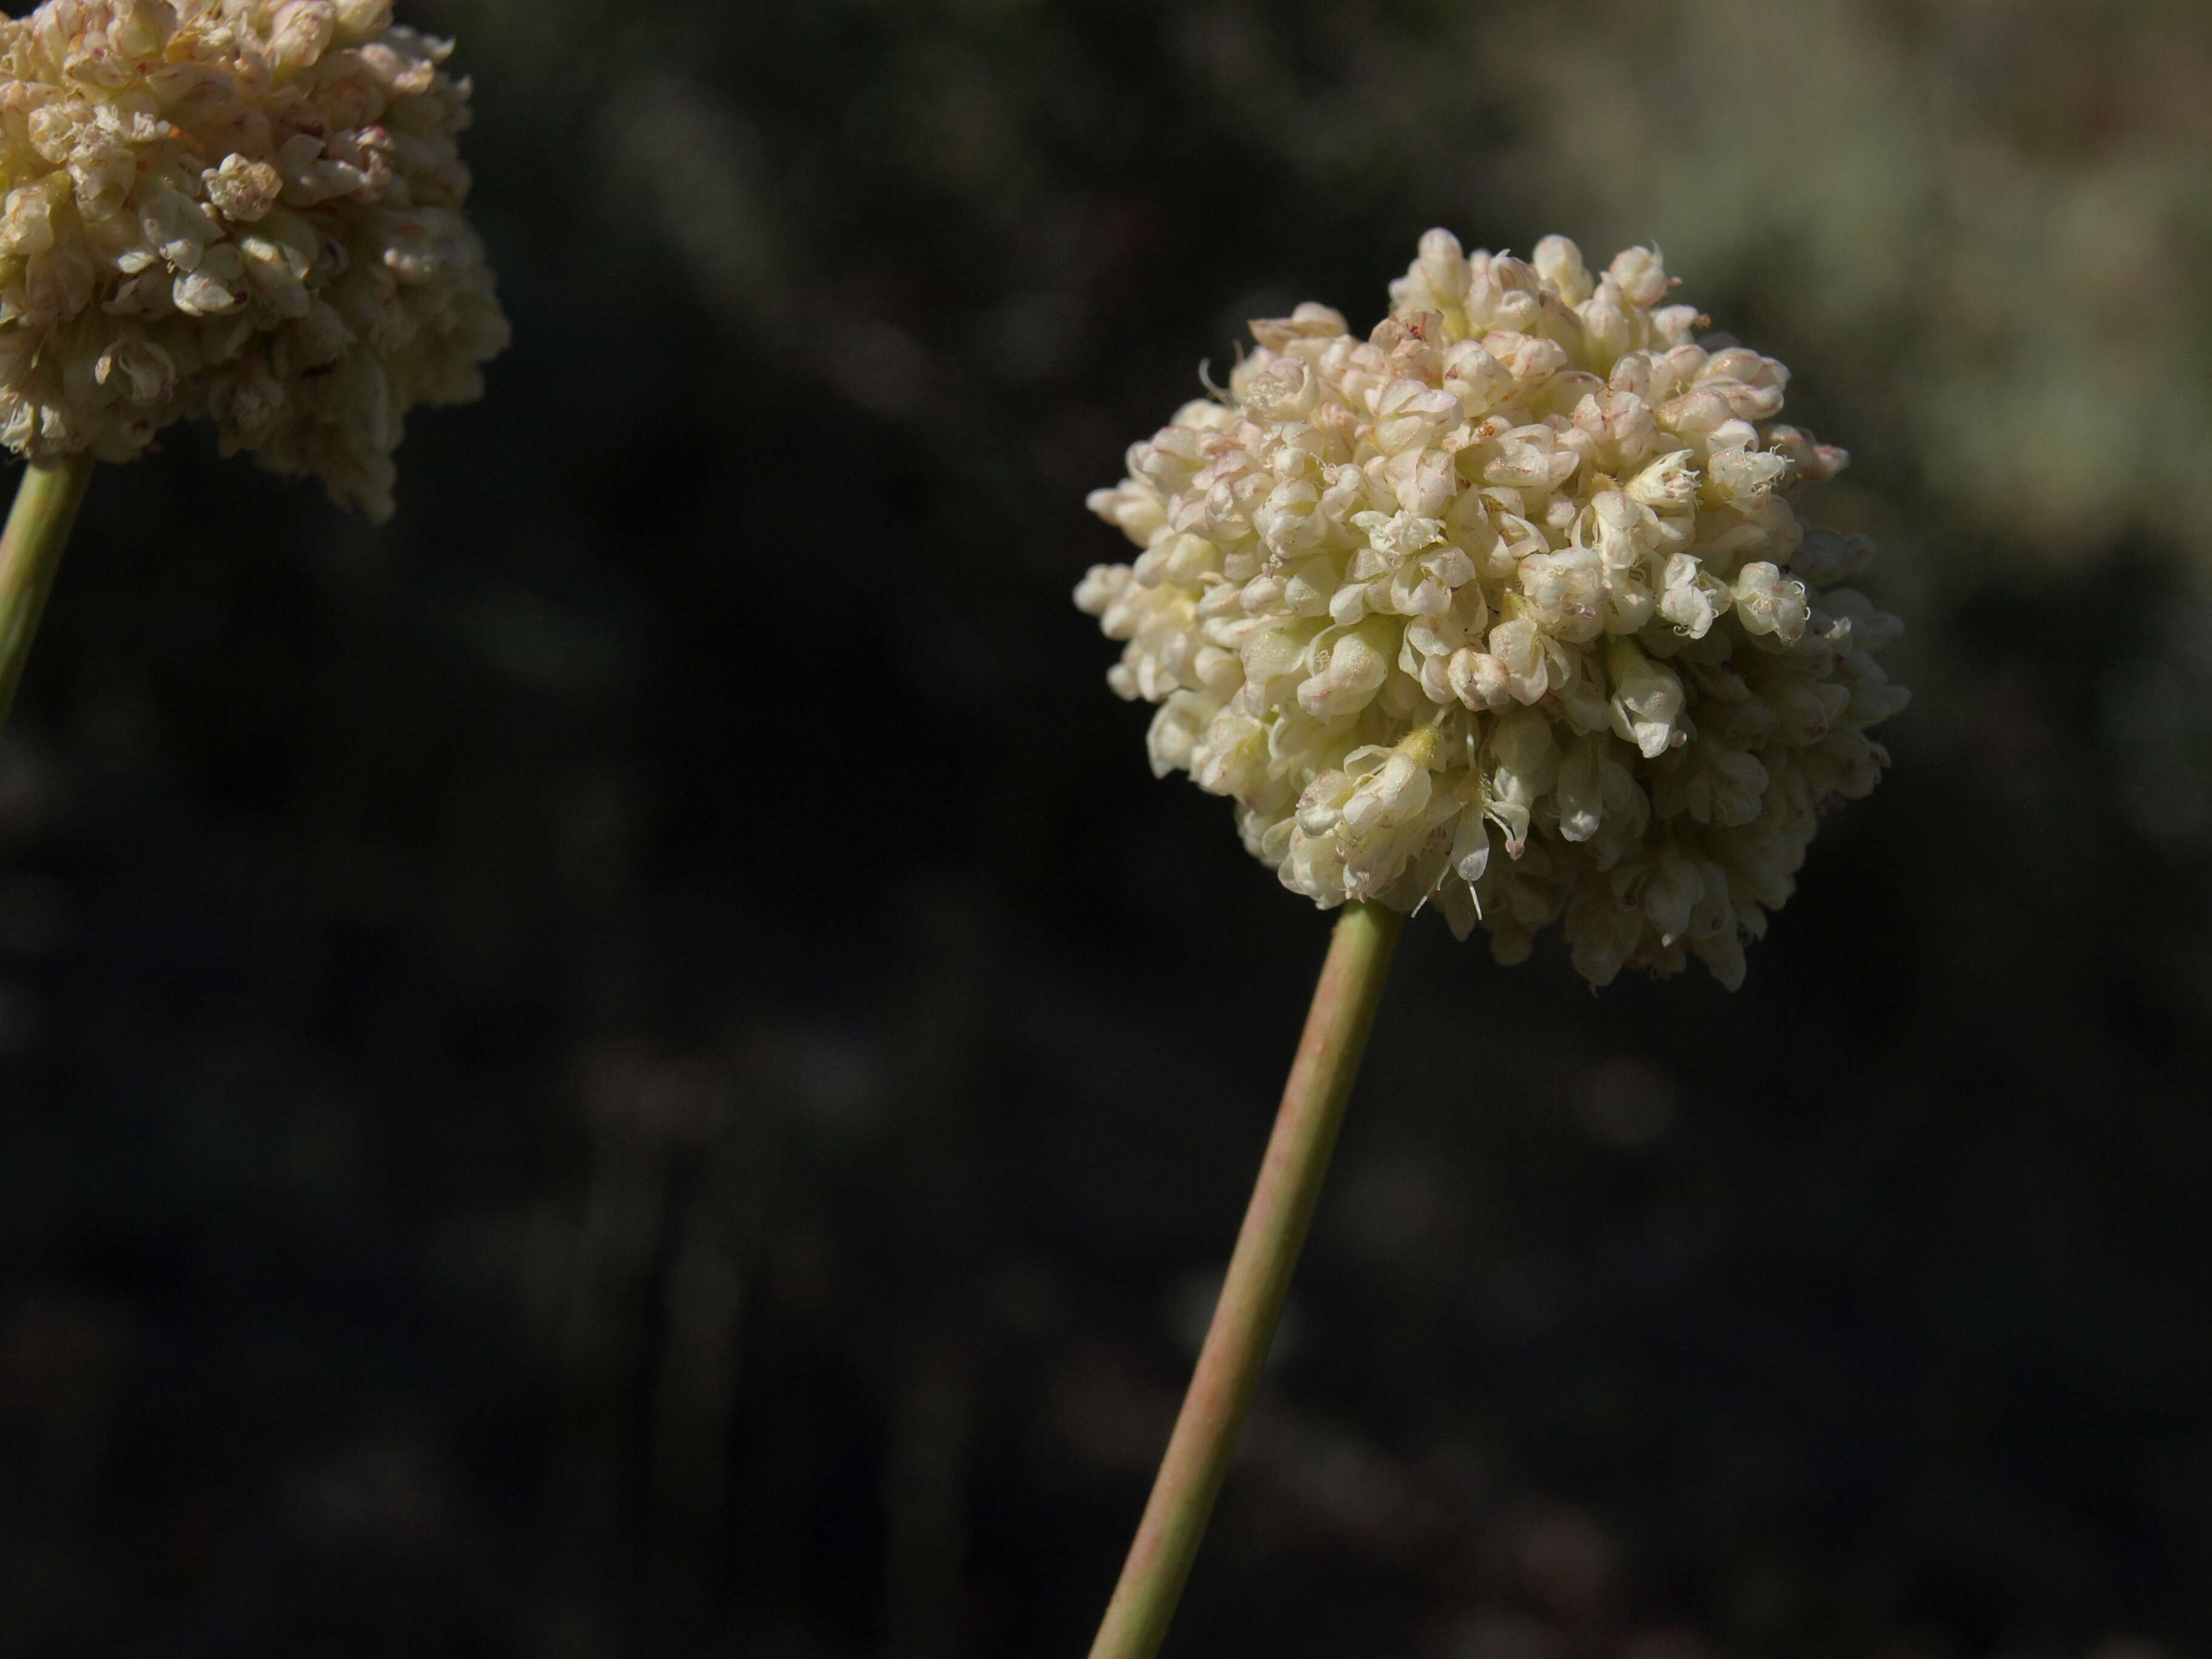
[1087,899,1404,1659]
[0,453,93,733]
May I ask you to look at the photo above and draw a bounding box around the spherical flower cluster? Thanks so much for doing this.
[0,0,508,518]
[1078,232,1908,988]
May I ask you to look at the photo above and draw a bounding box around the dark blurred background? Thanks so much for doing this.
[6,1,2212,1654]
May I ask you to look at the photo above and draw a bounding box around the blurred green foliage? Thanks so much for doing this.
[2,1,2210,1655]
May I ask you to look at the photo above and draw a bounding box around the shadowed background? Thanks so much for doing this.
[4,1,2210,1655]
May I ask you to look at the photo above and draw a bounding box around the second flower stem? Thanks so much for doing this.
[0,452,94,734]
[1087,899,1404,1659]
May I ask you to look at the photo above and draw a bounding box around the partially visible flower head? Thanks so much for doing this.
[0,0,509,518]
[1078,231,1908,988]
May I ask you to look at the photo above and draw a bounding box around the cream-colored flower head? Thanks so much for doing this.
[1078,230,1908,988]
[0,0,509,519]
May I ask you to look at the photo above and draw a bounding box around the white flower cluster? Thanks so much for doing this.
[1078,232,1908,987]
[0,0,508,518]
